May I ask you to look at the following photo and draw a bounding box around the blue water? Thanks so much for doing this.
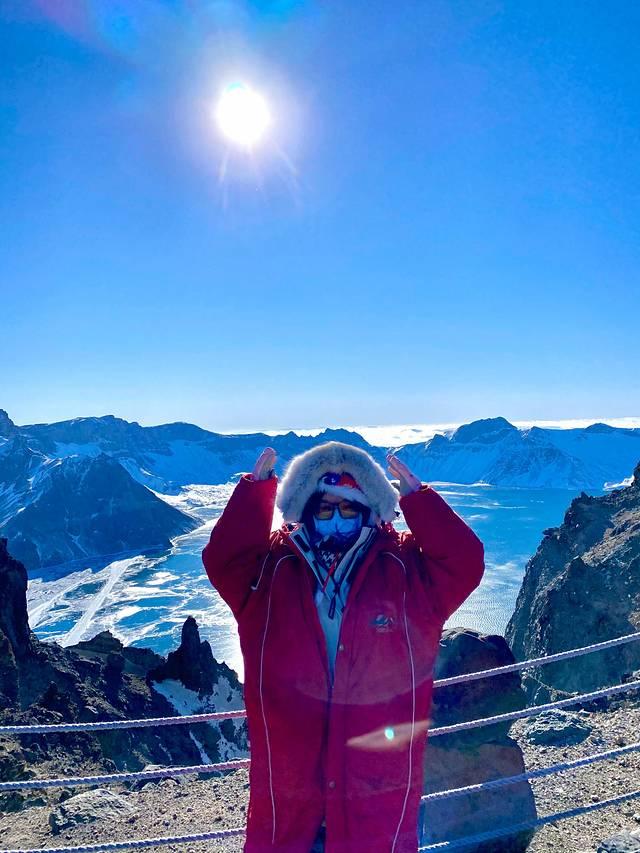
[27,484,599,680]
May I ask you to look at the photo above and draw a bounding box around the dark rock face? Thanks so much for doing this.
[149,616,238,697]
[0,539,32,663]
[0,448,198,571]
[421,627,536,852]
[0,543,246,811]
[505,462,640,702]
[0,409,16,438]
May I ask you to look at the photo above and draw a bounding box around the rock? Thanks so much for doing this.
[73,631,124,656]
[597,828,640,852]
[49,789,136,834]
[522,709,591,745]
[0,409,16,438]
[430,628,526,747]
[130,764,165,791]
[0,792,27,812]
[0,539,32,662]
[421,628,536,851]
[105,651,125,696]
[421,738,535,852]
[149,616,239,697]
[0,543,231,792]
[69,631,165,677]
[0,629,19,703]
[505,465,640,701]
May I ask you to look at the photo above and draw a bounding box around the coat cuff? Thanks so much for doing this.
[398,483,430,504]
[242,472,278,485]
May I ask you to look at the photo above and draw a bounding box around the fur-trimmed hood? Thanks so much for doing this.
[276,441,399,523]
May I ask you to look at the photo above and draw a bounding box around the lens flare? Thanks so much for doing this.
[215,82,271,148]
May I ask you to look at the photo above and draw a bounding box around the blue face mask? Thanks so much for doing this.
[313,511,363,543]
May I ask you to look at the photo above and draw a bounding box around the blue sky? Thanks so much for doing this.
[1,0,639,432]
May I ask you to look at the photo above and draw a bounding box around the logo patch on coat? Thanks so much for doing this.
[370,613,396,632]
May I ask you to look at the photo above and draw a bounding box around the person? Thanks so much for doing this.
[202,440,485,853]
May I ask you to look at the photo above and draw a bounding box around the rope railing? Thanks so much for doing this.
[434,628,640,688]
[2,787,640,853]
[2,629,638,736]
[1,674,638,742]
[2,677,639,796]
[0,827,246,853]
[418,786,640,850]
[0,760,251,793]
[421,738,640,801]
[427,676,640,737]
[0,631,638,851]
[3,734,639,798]
[0,709,248,736]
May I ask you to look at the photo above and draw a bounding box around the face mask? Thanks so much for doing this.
[313,511,363,543]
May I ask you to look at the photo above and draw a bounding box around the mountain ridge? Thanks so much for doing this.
[2,408,639,572]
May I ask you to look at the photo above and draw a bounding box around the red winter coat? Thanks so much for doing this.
[202,473,485,853]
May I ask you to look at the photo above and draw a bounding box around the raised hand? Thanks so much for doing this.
[386,452,421,496]
[251,447,277,481]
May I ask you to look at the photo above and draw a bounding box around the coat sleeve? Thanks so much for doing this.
[398,484,485,623]
[202,472,278,619]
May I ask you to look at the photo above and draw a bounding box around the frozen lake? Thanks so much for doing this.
[27,482,598,680]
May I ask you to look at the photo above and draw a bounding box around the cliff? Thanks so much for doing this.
[0,539,246,812]
[505,462,640,702]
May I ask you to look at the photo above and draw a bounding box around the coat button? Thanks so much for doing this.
[328,780,336,789]
[338,643,345,652]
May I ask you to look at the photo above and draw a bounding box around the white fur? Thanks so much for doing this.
[276,441,399,523]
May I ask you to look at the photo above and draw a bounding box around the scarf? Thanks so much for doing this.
[289,523,379,620]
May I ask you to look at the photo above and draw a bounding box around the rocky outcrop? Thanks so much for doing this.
[0,409,16,438]
[0,538,33,705]
[421,627,536,852]
[0,541,246,812]
[148,617,248,763]
[149,616,239,697]
[505,462,640,703]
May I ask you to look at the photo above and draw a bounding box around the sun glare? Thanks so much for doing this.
[215,82,271,148]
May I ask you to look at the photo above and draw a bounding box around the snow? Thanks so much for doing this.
[152,677,247,764]
[228,417,640,447]
[151,483,283,531]
[604,475,635,490]
[55,442,103,458]
[0,484,20,526]
[189,732,212,764]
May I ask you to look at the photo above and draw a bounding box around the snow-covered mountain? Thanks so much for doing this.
[397,417,640,489]
[3,410,639,493]
[0,429,198,572]
[1,409,639,572]
[12,411,387,493]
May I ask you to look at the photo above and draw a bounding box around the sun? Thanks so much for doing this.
[215,83,272,148]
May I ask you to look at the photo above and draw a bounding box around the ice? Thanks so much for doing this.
[63,557,143,645]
